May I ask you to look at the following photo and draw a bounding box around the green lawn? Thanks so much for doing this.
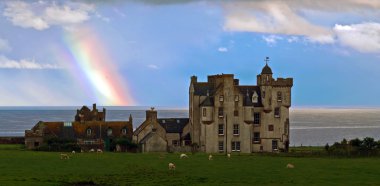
[0,145,379,186]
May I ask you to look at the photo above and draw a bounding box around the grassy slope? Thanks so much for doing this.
[0,145,379,186]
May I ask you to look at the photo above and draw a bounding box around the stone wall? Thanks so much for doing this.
[0,137,25,144]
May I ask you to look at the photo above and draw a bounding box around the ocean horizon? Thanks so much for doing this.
[1,107,379,146]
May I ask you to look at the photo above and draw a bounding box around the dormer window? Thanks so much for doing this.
[234,95,239,102]
[266,75,269,82]
[202,108,207,117]
[252,91,258,103]
[219,95,224,102]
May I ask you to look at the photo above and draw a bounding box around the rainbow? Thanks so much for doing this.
[59,27,135,106]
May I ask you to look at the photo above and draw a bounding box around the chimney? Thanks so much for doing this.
[191,76,197,83]
[146,107,157,121]
[93,103,96,111]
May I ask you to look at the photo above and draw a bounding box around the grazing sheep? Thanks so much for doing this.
[80,149,84,153]
[60,154,70,160]
[180,153,188,159]
[168,163,176,170]
[227,153,231,158]
[208,154,213,160]
[72,150,76,154]
[286,163,295,169]
[89,149,95,153]
[97,149,103,153]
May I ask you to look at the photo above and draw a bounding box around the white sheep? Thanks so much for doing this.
[72,150,76,154]
[208,154,213,160]
[60,153,70,160]
[168,163,176,170]
[80,149,84,153]
[180,153,188,159]
[286,163,295,169]
[97,149,103,153]
[89,149,95,152]
[227,153,231,158]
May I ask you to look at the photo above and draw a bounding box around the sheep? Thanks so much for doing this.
[97,149,103,153]
[227,153,231,158]
[60,153,70,160]
[180,153,188,159]
[80,149,84,153]
[208,154,213,160]
[168,163,176,170]
[89,149,95,152]
[286,163,295,169]
[72,150,76,154]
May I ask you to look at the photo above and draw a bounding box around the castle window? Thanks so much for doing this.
[254,112,260,125]
[277,91,282,102]
[274,107,280,118]
[234,95,239,102]
[172,140,179,146]
[234,110,239,117]
[202,108,207,117]
[253,132,260,143]
[219,95,224,102]
[272,140,278,150]
[218,141,224,152]
[266,75,269,82]
[218,124,224,135]
[107,128,112,136]
[268,125,274,131]
[231,141,241,152]
[233,124,239,135]
[86,128,92,136]
[122,128,127,135]
[262,91,266,98]
[218,107,224,117]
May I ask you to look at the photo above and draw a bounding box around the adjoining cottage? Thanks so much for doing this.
[25,104,133,151]
[133,108,190,152]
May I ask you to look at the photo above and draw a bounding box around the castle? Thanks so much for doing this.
[134,61,293,153]
[25,61,293,153]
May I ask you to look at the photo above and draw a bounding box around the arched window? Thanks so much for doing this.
[86,128,92,136]
[121,128,127,135]
[107,128,112,136]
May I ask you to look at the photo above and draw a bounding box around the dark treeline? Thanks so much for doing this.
[325,137,380,157]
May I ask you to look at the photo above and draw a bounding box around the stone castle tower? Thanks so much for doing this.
[189,60,293,153]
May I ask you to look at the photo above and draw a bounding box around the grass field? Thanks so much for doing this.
[1,145,380,186]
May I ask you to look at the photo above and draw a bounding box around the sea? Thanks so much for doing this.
[1,107,379,146]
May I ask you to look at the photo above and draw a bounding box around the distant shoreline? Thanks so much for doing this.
[0,106,379,111]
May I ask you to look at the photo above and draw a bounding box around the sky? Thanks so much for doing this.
[0,0,379,107]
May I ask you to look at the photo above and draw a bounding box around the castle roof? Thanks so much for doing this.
[261,64,273,74]
[157,118,189,133]
[200,96,214,106]
[237,86,263,107]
